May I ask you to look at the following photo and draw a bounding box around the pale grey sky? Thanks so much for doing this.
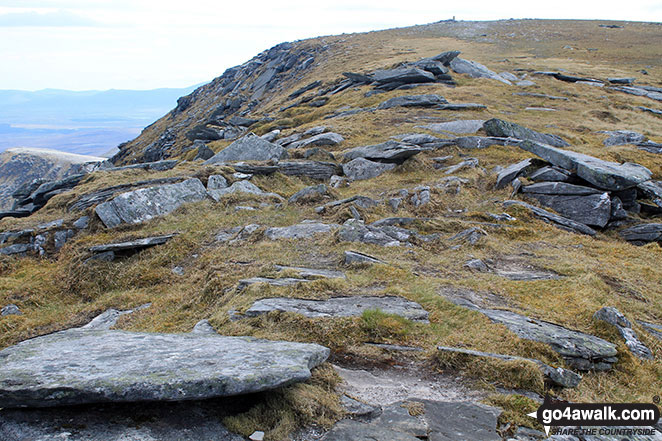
[1,0,660,91]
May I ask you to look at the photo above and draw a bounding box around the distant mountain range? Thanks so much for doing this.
[0,85,202,157]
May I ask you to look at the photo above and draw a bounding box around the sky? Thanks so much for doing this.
[1,0,660,91]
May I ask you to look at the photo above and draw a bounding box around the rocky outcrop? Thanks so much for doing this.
[476,307,618,371]
[264,221,339,240]
[518,140,651,190]
[619,223,662,245]
[0,328,329,408]
[244,296,429,322]
[450,58,511,84]
[521,182,611,227]
[343,158,397,180]
[483,119,569,147]
[338,219,438,247]
[594,307,653,360]
[0,148,104,210]
[377,94,448,109]
[95,178,208,228]
[343,141,422,163]
[437,346,582,388]
[204,133,288,164]
[504,200,597,235]
[87,234,176,261]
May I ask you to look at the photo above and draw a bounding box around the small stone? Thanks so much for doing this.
[249,431,265,441]
[207,175,229,190]
[172,266,185,276]
[1,304,22,316]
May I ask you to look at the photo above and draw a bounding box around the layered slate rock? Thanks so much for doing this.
[343,158,397,181]
[244,295,429,322]
[504,200,596,235]
[377,94,448,109]
[450,58,511,85]
[521,182,611,227]
[518,140,652,191]
[343,140,423,163]
[287,132,344,149]
[437,346,581,388]
[95,178,208,228]
[0,329,329,408]
[264,221,339,240]
[483,119,569,147]
[338,219,433,247]
[232,161,341,181]
[322,419,421,441]
[204,133,287,164]
[619,223,662,245]
[371,67,435,86]
[638,180,662,208]
[477,308,618,370]
[288,184,329,204]
[419,119,486,134]
[88,235,175,260]
[496,158,545,189]
[594,307,653,360]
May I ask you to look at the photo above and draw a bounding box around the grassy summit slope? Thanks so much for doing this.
[1,19,661,439]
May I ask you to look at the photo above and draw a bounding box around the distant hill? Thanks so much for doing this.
[0,85,202,156]
[0,147,105,209]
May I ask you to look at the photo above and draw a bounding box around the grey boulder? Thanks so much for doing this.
[504,200,597,236]
[343,250,385,265]
[343,158,397,181]
[288,184,329,204]
[422,400,502,441]
[204,133,287,164]
[518,140,652,190]
[95,179,208,228]
[89,234,175,256]
[371,67,435,85]
[495,158,544,189]
[522,182,611,228]
[0,329,329,408]
[484,118,569,147]
[600,130,647,146]
[1,304,22,316]
[244,295,429,322]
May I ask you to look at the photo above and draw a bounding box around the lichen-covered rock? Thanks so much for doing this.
[620,223,662,245]
[245,295,429,322]
[477,308,618,371]
[0,329,329,408]
[377,94,448,109]
[264,221,339,240]
[450,58,512,85]
[204,133,287,164]
[95,178,208,228]
[343,158,397,180]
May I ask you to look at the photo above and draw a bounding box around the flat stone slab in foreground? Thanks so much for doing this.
[245,295,429,322]
[0,329,329,408]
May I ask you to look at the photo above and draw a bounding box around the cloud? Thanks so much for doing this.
[0,10,99,27]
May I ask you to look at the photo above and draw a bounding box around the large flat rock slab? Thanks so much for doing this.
[95,178,208,228]
[484,119,569,147]
[0,329,329,408]
[244,295,429,322]
[518,140,652,190]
